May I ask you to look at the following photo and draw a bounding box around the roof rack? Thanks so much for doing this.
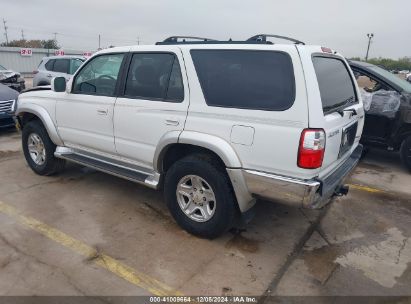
[155,34,305,45]
[156,36,218,45]
[247,34,305,45]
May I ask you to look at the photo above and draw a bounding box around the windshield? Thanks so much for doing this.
[369,65,411,93]
[0,64,6,70]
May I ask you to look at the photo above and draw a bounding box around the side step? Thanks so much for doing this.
[55,147,160,189]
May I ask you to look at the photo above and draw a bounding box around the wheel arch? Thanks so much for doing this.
[17,105,63,146]
[154,132,255,212]
[154,131,242,173]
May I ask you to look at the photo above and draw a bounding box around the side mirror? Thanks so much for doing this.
[51,77,66,92]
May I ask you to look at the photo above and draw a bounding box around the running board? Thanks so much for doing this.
[54,147,160,189]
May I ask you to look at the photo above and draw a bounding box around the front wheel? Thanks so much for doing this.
[164,154,237,239]
[400,136,411,172]
[22,120,66,175]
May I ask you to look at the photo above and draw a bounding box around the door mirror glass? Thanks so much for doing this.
[52,77,66,92]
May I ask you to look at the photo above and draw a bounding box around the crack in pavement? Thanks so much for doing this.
[396,238,407,265]
[0,232,87,296]
[258,202,332,303]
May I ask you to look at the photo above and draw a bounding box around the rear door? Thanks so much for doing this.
[298,46,364,178]
[113,46,188,170]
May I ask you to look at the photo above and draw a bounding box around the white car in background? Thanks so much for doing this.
[33,55,86,87]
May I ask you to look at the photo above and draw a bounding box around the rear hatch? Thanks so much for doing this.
[299,46,364,178]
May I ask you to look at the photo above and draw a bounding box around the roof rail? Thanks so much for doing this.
[156,36,218,45]
[247,34,305,45]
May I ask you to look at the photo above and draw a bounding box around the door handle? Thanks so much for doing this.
[165,119,180,126]
[97,109,108,115]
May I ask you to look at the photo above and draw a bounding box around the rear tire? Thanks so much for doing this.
[164,154,237,239]
[400,136,411,172]
[22,120,66,175]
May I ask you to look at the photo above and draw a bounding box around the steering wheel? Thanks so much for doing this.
[98,75,116,81]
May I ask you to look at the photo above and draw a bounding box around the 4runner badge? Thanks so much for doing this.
[329,130,340,138]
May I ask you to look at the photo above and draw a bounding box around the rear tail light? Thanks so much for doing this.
[298,129,326,169]
[33,70,38,74]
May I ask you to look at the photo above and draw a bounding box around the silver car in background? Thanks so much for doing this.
[33,55,86,87]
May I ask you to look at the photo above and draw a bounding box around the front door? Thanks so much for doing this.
[56,53,126,155]
[114,47,189,170]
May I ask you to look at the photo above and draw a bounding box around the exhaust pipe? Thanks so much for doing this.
[335,185,349,196]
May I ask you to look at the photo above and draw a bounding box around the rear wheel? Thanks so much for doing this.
[164,154,237,239]
[22,120,66,175]
[400,136,411,172]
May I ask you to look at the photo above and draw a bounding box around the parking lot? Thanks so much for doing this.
[0,126,410,298]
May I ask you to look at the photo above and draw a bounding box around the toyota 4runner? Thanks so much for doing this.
[14,35,364,238]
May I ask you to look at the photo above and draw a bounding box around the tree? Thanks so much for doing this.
[1,39,60,49]
[349,57,411,71]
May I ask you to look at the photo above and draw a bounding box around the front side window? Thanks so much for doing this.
[124,53,184,102]
[190,50,295,111]
[312,56,357,114]
[69,59,84,75]
[53,59,70,73]
[73,53,124,96]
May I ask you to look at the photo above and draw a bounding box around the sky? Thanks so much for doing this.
[1,0,410,59]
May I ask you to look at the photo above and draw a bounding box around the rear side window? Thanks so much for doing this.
[53,59,70,73]
[190,50,295,111]
[45,59,55,71]
[124,53,184,102]
[312,56,357,114]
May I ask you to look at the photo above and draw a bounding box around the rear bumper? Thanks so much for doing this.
[243,144,363,209]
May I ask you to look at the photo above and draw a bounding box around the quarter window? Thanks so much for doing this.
[124,53,184,102]
[73,53,125,96]
[190,50,295,111]
[45,59,55,71]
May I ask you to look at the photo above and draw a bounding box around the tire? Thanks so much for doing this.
[164,154,237,239]
[22,120,66,175]
[400,136,411,172]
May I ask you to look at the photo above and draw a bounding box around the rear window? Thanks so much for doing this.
[190,50,295,111]
[312,56,357,114]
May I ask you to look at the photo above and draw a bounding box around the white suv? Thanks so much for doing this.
[15,35,364,238]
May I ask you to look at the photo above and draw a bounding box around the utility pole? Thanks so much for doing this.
[365,33,374,61]
[98,34,101,50]
[137,36,140,45]
[53,32,58,41]
[2,19,9,45]
[21,29,25,40]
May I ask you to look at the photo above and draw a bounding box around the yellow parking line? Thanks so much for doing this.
[0,201,181,296]
[347,183,386,194]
